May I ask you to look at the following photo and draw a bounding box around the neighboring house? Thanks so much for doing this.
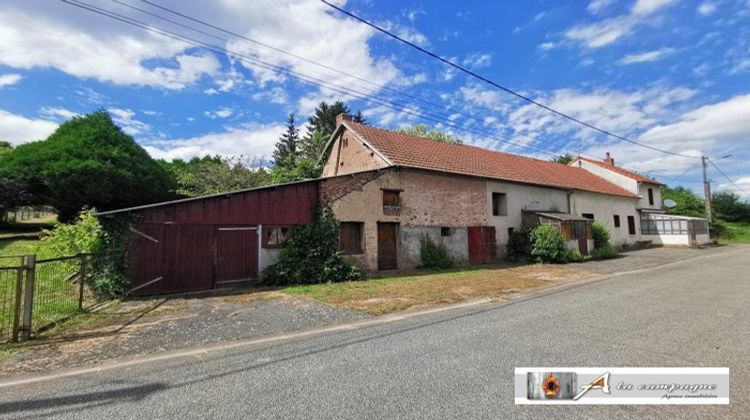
[569,154,710,247]
[320,114,642,272]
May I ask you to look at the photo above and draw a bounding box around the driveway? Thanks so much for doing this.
[0,245,746,418]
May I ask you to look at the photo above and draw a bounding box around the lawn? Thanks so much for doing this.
[282,264,593,315]
[717,220,750,244]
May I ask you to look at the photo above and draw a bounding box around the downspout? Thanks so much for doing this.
[566,190,574,214]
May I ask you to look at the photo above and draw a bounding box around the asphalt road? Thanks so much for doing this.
[0,245,747,419]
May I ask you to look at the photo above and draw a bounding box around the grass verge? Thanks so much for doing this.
[716,221,750,244]
[282,264,592,315]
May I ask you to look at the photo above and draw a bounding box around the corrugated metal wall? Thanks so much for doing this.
[125,181,319,295]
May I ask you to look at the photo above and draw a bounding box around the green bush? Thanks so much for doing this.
[590,243,618,260]
[420,236,453,269]
[591,221,610,249]
[91,214,135,297]
[506,226,533,261]
[530,225,568,263]
[41,209,102,256]
[263,207,360,285]
[566,248,584,263]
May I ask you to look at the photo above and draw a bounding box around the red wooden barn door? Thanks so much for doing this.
[468,226,497,264]
[214,226,258,287]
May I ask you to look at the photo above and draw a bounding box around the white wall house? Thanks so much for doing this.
[570,154,711,247]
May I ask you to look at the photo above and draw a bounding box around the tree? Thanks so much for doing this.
[661,186,705,218]
[298,128,330,163]
[552,153,575,165]
[160,155,271,197]
[0,141,11,156]
[0,111,175,221]
[304,101,365,141]
[397,124,463,144]
[712,190,750,222]
[272,113,299,169]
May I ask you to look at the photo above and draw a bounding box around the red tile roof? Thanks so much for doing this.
[571,156,664,185]
[344,122,638,198]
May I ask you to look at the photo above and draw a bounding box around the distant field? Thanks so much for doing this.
[717,221,750,244]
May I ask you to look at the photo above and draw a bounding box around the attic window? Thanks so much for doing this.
[383,190,400,207]
[342,137,349,147]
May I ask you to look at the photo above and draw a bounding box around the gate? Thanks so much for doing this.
[0,254,90,343]
[127,224,260,295]
[468,226,497,264]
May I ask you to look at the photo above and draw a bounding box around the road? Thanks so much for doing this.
[0,245,747,419]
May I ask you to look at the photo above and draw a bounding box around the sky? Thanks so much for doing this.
[0,0,748,199]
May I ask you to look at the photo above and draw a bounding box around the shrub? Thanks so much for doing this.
[91,214,134,297]
[566,248,584,263]
[530,225,568,263]
[591,221,610,249]
[41,208,102,256]
[420,236,453,269]
[590,243,618,260]
[506,226,533,261]
[263,207,360,285]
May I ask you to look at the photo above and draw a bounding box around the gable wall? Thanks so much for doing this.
[571,159,638,194]
[321,128,389,178]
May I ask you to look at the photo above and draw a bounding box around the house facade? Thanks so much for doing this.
[321,114,647,272]
[569,155,710,247]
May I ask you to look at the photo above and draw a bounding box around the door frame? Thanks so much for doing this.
[377,222,399,271]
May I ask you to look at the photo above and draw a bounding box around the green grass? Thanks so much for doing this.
[716,220,750,244]
[0,239,42,258]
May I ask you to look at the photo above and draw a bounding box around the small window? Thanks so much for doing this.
[383,190,400,207]
[582,213,595,220]
[507,227,514,237]
[492,192,507,216]
[266,226,290,248]
[342,137,349,147]
[340,222,364,254]
[441,227,452,237]
[648,188,654,206]
[613,215,620,228]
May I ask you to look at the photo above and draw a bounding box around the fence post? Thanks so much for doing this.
[11,256,25,342]
[20,255,36,341]
[78,254,86,311]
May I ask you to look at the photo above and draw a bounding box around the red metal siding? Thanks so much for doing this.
[126,181,319,295]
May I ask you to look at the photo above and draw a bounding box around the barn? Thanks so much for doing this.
[97,180,319,295]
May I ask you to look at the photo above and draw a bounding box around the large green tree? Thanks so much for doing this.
[298,101,365,163]
[0,111,175,221]
[551,153,575,165]
[160,155,271,197]
[397,124,464,145]
[712,190,750,222]
[0,141,11,156]
[272,113,300,169]
[661,186,706,218]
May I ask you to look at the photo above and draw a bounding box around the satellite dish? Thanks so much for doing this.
[663,199,677,208]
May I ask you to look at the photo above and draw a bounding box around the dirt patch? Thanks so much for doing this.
[284,264,596,315]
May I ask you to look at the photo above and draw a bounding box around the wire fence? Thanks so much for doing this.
[0,254,91,343]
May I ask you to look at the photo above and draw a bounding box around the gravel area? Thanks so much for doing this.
[0,292,368,377]
[565,245,729,274]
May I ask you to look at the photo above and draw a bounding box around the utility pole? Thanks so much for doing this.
[702,155,712,223]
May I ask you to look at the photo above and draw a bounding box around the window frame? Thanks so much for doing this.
[264,226,291,248]
[613,215,621,228]
[648,188,654,206]
[582,213,595,220]
[382,189,401,208]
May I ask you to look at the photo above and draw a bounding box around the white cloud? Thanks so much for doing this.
[0,73,22,87]
[539,42,558,51]
[39,106,80,120]
[107,108,150,136]
[566,0,677,48]
[0,109,58,145]
[462,53,493,68]
[619,47,675,64]
[143,122,284,161]
[251,87,289,104]
[587,0,617,14]
[697,1,719,16]
[204,107,235,119]
[0,3,219,89]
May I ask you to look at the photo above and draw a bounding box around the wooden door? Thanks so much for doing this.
[377,223,398,270]
[468,226,497,263]
[578,237,589,255]
[214,227,258,287]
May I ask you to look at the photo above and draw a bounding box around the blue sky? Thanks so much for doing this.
[1,0,749,198]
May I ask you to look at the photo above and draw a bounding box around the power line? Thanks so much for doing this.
[320,0,702,160]
[665,160,702,185]
[62,0,562,158]
[708,158,745,192]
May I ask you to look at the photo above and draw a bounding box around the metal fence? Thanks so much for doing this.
[0,254,90,343]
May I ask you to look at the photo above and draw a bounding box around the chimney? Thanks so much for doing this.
[603,152,615,166]
[335,113,352,127]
